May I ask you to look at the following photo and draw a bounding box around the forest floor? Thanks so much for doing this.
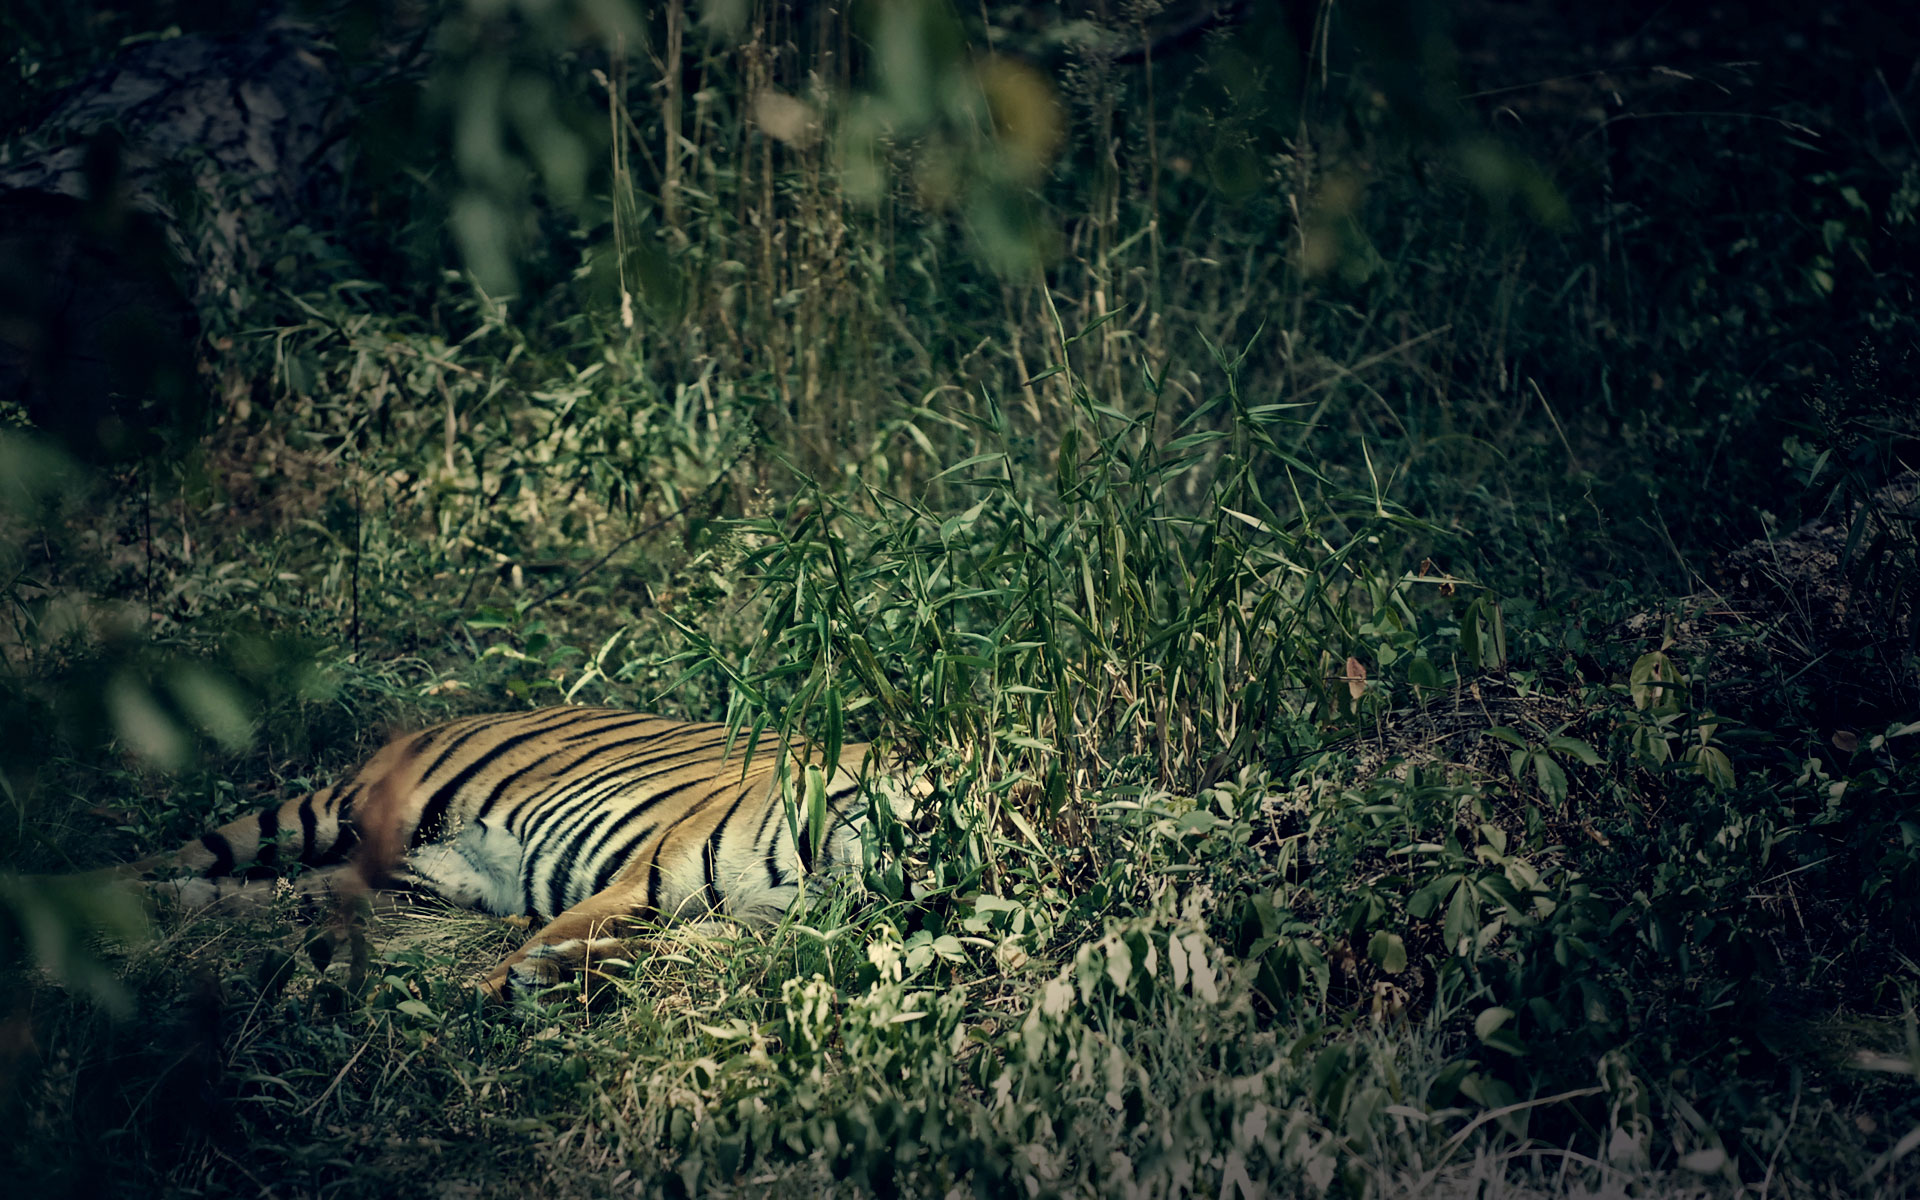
[2,1,1918,1196]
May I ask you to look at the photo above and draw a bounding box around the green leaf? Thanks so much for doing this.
[1533,753,1568,802]
[1457,1071,1517,1115]
[0,873,146,1015]
[1474,1006,1514,1043]
[1219,507,1274,534]
[1163,429,1229,453]
[1367,930,1408,974]
[166,665,256,753]
[1631,725,1673,766]
[1475,873,1526,915]
[823,685,844,776]
[1479,824,1508,856]
[1629,651,1679,711]
[927,451,1009,484]
[1444,881,1478,952]
[1483,725,1528,749]
[1481,1027,1527,1056]
[1055,424,1080,496]
[1692,745,1735,790]
[106,675,188,772]
[1064,307,1125,345]
[1104,936,1133,990]
[804,764,829,863]
[1546,735,1601,766]
[1409,873,1459,920]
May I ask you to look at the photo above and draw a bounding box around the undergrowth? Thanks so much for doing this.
[3,1,1919,1197]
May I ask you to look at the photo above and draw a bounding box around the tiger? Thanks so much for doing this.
[107,707,916,1000]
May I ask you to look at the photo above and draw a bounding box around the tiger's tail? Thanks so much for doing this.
[128,778,364,884]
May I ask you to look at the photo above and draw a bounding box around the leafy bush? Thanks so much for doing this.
[3,1,1918,1197]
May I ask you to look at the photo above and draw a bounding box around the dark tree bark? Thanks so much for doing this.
[0,15,354,459]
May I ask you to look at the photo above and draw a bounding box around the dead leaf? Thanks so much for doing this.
[1421,557,1456,595]
[751,91,821,149]
[1345,656,1367,700]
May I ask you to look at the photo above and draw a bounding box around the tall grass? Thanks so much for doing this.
[4,2,1919,1196]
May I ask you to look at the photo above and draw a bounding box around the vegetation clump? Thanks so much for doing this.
[1,1,1916,1196]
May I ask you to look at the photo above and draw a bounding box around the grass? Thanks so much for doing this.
[4,0,1920,1196]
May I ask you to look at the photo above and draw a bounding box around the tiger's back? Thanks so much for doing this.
[132,707,905,998]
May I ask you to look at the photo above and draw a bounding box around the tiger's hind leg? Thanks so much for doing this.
[478,880,661,1002]
[482,919,746,1005]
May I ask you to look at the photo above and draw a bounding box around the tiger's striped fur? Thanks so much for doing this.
[123,708,911,999]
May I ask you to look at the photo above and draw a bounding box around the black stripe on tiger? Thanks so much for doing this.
[588,818,658,898]
[410,708,589,845]
[515,765,719,917]
[296,795,319,864]
[702,833,722,912]
[705,787,758,913]
[474,715,698,823]
[254,809,280,867]
[198,831,235,876]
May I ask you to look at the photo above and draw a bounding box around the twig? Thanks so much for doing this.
[526,511,677,611]
[298,1036,372,1118]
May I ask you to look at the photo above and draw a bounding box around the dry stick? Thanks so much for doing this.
[662,0,683,231]
[143,472,155,622]
[350,473,362,655]
[297,1036,373,1118]
[525,503,687,612]
[1529,376,1577,470]
[1141,11,1161,340]
[607,37,633,329]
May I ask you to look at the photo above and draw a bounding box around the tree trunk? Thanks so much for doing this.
[0,15,353,459]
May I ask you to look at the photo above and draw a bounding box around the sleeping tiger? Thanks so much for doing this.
[111,707,915,1000]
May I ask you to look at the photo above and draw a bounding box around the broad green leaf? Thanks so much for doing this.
[1546,735,1601,766]
[1474,1006,1514,1043]
[1444,882,1478,952]
[1629,651,1679,711]
[1534,753,1569,802]
[1409,873,1459,920]
[166,665,256,753]
[1692,745,1735,790]
[1367,930,1408,974]
[106,676,188,772]
[804,764,828,862]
